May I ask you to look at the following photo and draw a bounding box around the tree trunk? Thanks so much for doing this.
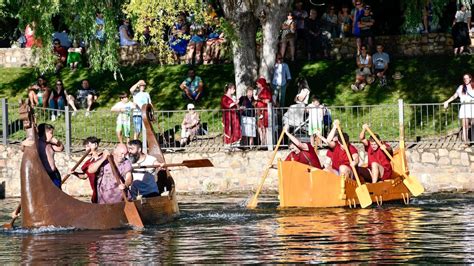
[257,1,292,81]
[220,0,259,98]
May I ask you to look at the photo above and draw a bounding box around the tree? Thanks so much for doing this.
[220,0,291,97]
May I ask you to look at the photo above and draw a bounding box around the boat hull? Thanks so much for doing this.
[278,149,413,208]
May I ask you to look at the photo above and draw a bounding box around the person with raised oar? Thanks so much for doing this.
[37,123,64,189]
[283,124,322,169]
[88,144,133,204]
[358,124,393,183]
[314,120,360,178]
[127,139,162,199]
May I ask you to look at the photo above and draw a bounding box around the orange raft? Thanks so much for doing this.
[19,103,179,229]
[278,148,418,208]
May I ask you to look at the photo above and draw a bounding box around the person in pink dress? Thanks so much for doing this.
[220,83,241,148]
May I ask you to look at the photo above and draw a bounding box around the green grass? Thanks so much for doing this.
[1,54,472,144]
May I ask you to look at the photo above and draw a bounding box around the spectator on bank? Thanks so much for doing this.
[67,79,98,117]
[372,44,390,86]
[130,80,152,140]
[272,54,292,107]
[307,96,324,147]
[305,9,324,60]
[283,77,309,130]
[293,1,308,49]
[452,4,472,56]
[186,23,206,65]
[28,76,50,108]
[111,93,136,144]
[352,1,365,53]
[180,103,201,147]
[280,12,297,62]
[25,22,41,48]
[67,40,82,71]
[358,5,375,53]
[422,0,433,33]
[322,5,339,39]
[170,15,189,62]
[204,17,225,64]
[339,5,352,38]
[119,19,138,46]
[255,78,272,146]
[49,79,70,121]
[351,45,373,92]
[239,87,256,147]
[52,30,71,49]
[95,11,105,42]
[53,39,67,74]
[221,83,241,149]
[180,68,204,102]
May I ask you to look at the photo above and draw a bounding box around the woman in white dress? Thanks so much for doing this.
[443,74,474,145]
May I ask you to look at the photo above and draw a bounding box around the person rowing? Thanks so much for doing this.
[315,120,359,178]
[128,139,163,199]
[283,124,322,169]
[69,136,102,203]
[358,124,393,183]
[37,123,64,189]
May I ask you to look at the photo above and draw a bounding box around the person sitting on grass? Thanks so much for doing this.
[67,79,98,117]
[67,40,82,72]
[28,76,50,108]
[180,68,204,102]
[283,124,323,169]
[358,124,393,183]
[372,44,389,87]
[180,103,201,147]
[351,45,373,92]
[52,39,67,74]
[111,93,136,144]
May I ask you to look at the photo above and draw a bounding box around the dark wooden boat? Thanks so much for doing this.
[278,148,418,208]
[19,103,179,229]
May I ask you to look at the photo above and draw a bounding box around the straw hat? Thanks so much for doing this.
[392,71,404,80]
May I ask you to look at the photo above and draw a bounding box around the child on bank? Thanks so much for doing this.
[111,93,136,144]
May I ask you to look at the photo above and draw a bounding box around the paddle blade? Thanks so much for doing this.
[247,196,258,209]
[124,201,144,228]
[355,185,372,208]
[403,175,425,197]
[2,222,14,229]
[183,159,214,168]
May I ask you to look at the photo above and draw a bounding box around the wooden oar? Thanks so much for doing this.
[133,159,213,169]
[364,126,424,196]
[107,155,144,228]
[3,149,91,229]
[247,128,286,209]
[336,124,372,208]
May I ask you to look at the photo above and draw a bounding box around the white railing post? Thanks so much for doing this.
[267,103,274,151]
[398,99,404,141]
[64,106,71,156]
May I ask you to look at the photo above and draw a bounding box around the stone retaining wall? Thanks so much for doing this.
[0,33,461,68]
[0,144,473,198]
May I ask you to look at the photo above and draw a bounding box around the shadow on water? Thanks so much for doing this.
[0,193,473,263]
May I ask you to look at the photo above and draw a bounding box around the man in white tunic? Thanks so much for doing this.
[128,140,162,199]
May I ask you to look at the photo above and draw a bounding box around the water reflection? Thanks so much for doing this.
[0,194,473,263]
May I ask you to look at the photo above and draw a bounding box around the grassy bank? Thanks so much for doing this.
[1,55,472,144]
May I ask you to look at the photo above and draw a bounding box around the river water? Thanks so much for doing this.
[0,193,473,264]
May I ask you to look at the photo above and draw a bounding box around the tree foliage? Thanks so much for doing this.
[401,0,449,33]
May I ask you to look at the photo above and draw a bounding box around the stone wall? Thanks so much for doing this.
[0,144,473,198]
[0,33,462,68]
[331,33,454,59]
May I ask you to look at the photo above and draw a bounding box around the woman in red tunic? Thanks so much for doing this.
[255,78,272,145]
[358,124,393,183]
[220,83,241,147]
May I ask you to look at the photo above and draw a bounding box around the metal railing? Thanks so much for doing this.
[1,99,470,155]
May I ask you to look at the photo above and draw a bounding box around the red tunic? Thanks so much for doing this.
[256,87,271,128]
[220,94,241,144]
[365,141,393,180]
[81,157,100,203]
[327,142,358,171]
[285,142,322,169]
